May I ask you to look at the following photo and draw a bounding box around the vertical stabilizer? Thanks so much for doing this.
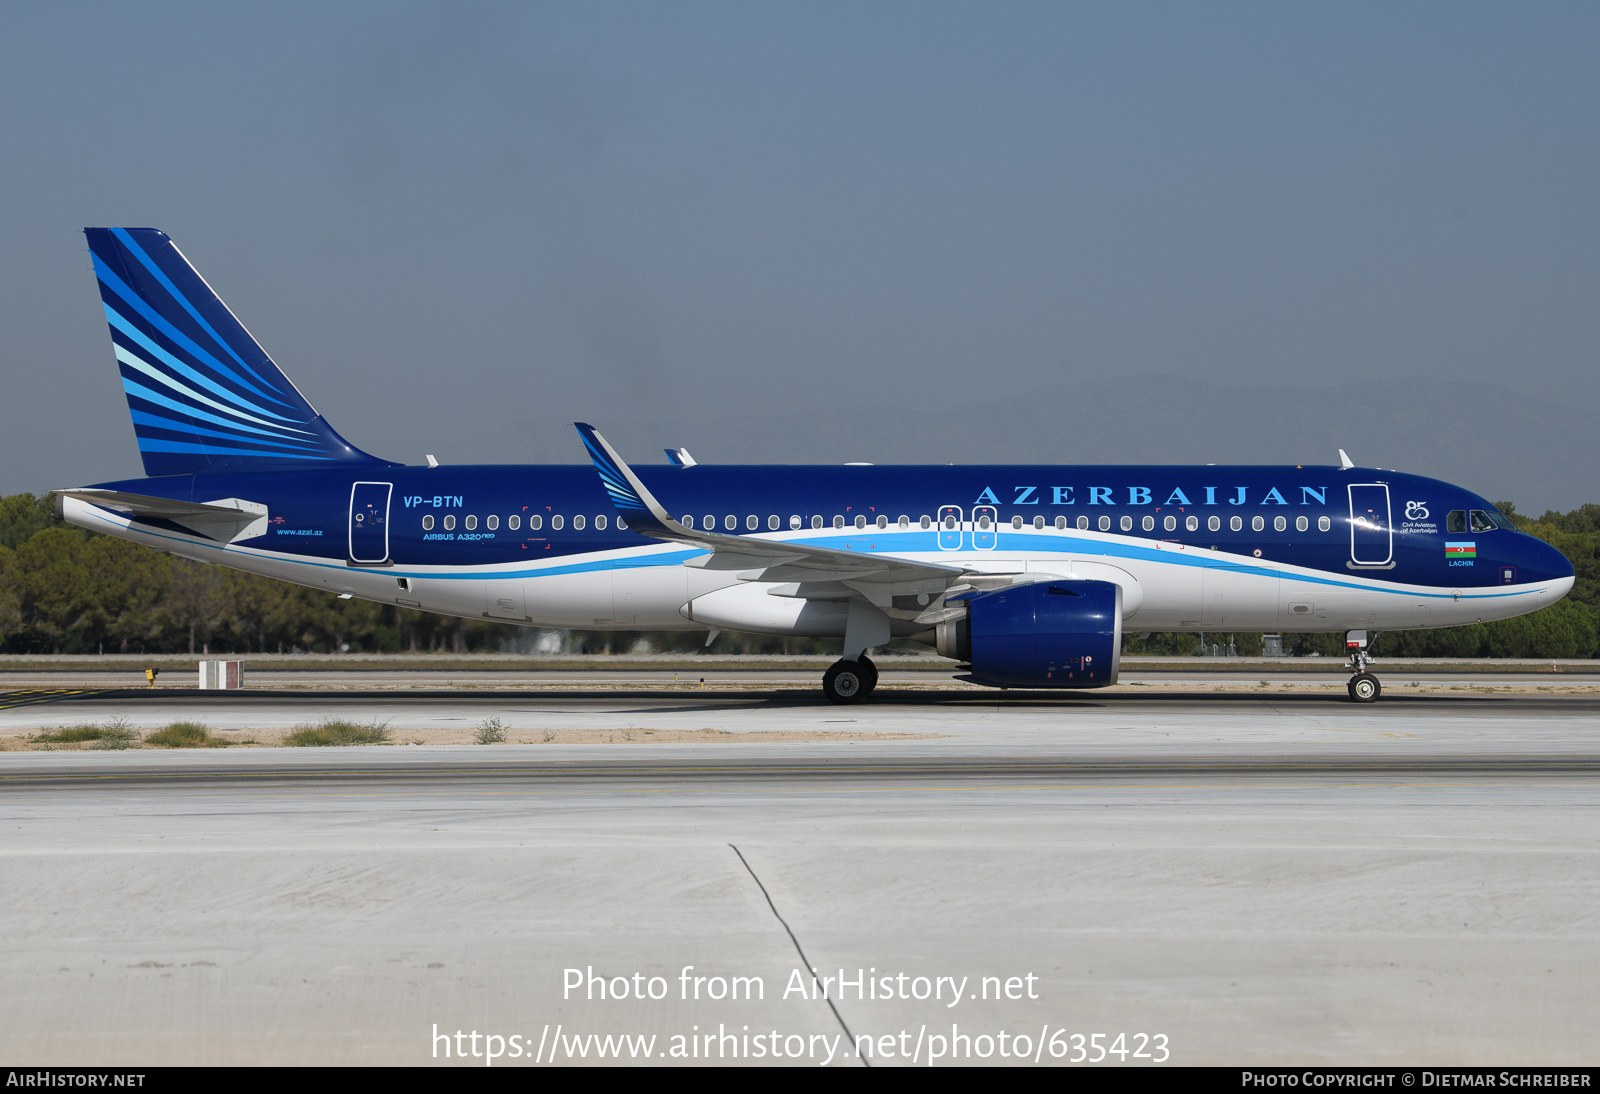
[84,227,391,476]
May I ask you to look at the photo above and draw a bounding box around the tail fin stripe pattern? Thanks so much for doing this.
[107,310,308,427]
[126,409,323,453]
[133,437,329,460]
[85,227,391,476]
[109,228,287,397]
[92,255,294,412]
[120,376,321,443]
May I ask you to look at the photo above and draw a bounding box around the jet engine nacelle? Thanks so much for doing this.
[941,579,1122,688]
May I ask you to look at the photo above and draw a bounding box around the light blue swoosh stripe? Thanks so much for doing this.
[79,512,1530,605]
[120,377,320,442]
[775,528,1526,601]
[129,409,321,453]
[93,254,297,414]
[111,227,290,401]
[115,344,310,434]
[106,306,306,428]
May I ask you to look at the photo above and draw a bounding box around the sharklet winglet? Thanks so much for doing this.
[575,423,690,539]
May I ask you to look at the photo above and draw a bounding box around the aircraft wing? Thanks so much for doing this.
[575,423,967,595]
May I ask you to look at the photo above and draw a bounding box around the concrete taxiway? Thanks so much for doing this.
[2,684,1598,1066]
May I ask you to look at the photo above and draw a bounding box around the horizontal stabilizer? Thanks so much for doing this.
[55,488,269,542]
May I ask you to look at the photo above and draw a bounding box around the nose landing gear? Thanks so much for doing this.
[1345,629,1381,703]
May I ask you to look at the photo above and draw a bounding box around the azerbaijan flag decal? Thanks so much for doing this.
[1445,542,1477,559]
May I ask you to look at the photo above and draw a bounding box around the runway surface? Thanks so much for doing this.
[2,685,1598,1066]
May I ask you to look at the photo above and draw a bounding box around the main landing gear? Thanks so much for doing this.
[1345,629,1381,703]
[822,655,878,704]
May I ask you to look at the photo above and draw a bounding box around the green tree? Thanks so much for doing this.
[0,493,65,550]
[14,527,97,653]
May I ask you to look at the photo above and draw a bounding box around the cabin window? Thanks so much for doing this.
[877,515,888,529]
[1208,516,1220,531]
[616,517,627,530]
[922,516,933,529]
[529,515,542,530]
[573,515,586,530]
[1447,510,1468,533]
[834,515,846,529]
[551,515,563,530]
[725,515,737,530]
[443,515,456,531]
[508,514,520,530]
[1470,510,1496,533]
[1252,515,1264,532]
[1274,515,1286,532]
[1056,516,1068,530]
[855,515,867,529]
[1186,515,1198,531]
[422,515,434,530]
[747,515,759,530]
[1142,515,1155,532]
[1098,515,1111,531]
[1163,515,1176,532]
[1014,516,1025,530]
[486,515,499,530]
[1033,516,1044,530]
[1231,516,1243,532]
[1077,516,1089,530]
[791,515,802,529]
[944,515,957,530]
[978,515,992,530]
[596,515,607,530]
[769,515,780,530]
[1318,515,1330,532]
[813,515,824,529]
[1119,515,1132,531]
[698,515,710,530]
[1295,516,1307,532]
[901,515,911,528]
[465,515,478,530]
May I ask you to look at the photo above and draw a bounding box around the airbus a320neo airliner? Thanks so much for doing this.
[54,228,1575,703]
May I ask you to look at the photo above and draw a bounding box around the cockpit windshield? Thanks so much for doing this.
[1453,508,1516,532]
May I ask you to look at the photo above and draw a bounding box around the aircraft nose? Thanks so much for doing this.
[1525,534,1574,584]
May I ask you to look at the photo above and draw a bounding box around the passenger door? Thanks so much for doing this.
[1347,484,1393,566]
[348,482,393,564]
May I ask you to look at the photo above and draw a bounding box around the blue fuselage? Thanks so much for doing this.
[75,461,1573,636]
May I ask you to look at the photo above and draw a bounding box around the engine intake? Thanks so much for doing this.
[945,579,1122,688]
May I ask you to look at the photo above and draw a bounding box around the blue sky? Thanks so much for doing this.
[1,2,1595,491]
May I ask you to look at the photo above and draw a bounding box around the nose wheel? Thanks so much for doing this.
[1348,672,1381,703]
[822,656,879,704]
[1345,635,1381,703]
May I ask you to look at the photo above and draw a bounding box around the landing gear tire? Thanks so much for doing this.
[857,655,879,696]
[823,659,871,704]
[1348,673,1381,703]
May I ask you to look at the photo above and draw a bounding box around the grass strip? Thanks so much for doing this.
[144,721,231,748]
[282,719,390,747]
